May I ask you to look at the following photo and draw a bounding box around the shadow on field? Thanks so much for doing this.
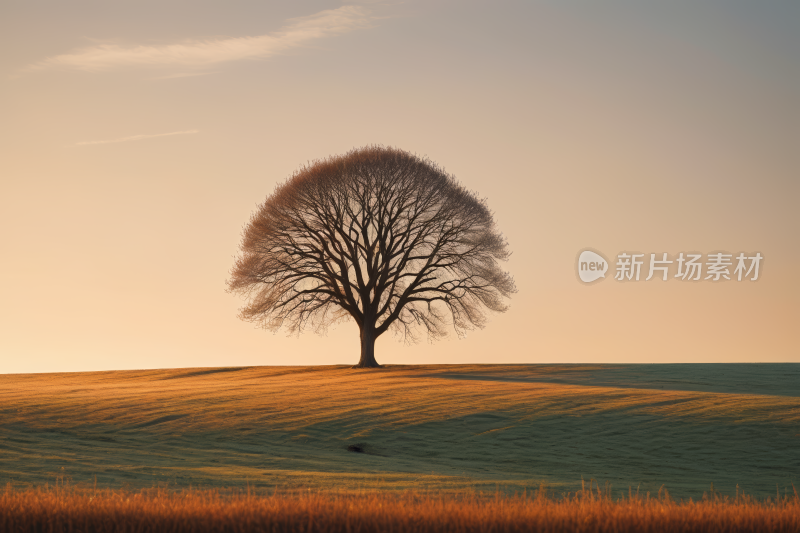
[423,364,800,397]
[161,368,251,380]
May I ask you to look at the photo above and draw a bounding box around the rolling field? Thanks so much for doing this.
[1,364,798,500]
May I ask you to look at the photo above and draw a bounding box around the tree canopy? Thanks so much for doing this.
[228,146,515,367]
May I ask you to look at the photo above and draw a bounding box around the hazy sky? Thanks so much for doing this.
[1,1,798,373]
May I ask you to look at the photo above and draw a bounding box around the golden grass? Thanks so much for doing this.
[2,364,799,497]
[3,365,799,433]
[2,483,799,533]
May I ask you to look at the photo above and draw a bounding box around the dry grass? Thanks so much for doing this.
[2,482,799,533]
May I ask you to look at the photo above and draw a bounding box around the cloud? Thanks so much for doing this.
[153,71,218,80]
[28,6,372,73]
[76,130,199,146]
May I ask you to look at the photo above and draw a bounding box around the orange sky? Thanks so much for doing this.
[1,1,798,372]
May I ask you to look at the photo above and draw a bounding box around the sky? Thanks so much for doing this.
[1,0,798,373]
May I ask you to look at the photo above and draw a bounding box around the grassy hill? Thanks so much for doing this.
[1,364,798,499]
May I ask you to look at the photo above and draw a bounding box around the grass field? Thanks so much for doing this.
[1,364,799,500]
[3,484,800,533]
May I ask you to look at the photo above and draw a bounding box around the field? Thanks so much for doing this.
[1,364,798,501]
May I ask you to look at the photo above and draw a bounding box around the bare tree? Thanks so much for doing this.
[227,146,516,368]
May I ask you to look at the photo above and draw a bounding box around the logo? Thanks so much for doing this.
[576,249,763,284]
[577,250,609,283]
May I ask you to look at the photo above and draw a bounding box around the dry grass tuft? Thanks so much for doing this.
[2,482,799,533]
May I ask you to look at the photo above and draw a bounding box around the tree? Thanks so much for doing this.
[227,146,516,368]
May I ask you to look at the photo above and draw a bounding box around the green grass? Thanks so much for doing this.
[1,364,798,499]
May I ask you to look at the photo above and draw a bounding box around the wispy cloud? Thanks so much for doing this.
[28,6,372,73]
[76,130,199,146]
[153,71,218,80]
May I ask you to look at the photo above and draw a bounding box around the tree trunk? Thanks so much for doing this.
[353,324,381,368]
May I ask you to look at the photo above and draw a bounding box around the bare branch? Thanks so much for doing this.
[227,145,516,366]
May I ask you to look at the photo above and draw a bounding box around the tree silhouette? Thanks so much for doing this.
[227,146,515,368]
